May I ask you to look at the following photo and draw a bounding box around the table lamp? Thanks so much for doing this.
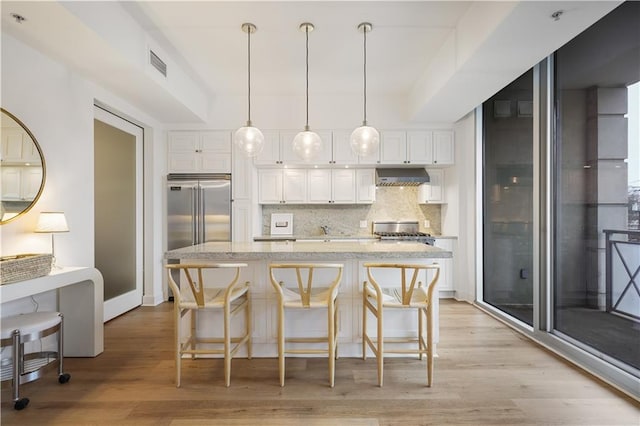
[35,211,69,268]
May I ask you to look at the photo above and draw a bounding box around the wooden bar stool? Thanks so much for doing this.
[166,263,251,387]
[269,263,343,387]
[362,263,440,387]
[0,312,71,410]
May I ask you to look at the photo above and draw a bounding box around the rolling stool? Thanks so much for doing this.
[1,312,71,410]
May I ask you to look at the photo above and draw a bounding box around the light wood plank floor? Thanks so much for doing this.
[2,300,638,425]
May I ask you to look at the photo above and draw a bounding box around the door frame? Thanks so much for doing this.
[94,106,144,322]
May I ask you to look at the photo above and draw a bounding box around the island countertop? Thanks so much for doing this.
[164,240,452,261]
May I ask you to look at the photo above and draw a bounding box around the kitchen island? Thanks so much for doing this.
[165,240,451,357]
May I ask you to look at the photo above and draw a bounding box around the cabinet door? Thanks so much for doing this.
[418,169,444,203]
[283,169,307,203]
[433,239,453,292]
[22,167,43,200]
[281,130,332,165]
[307,169,332,203]
[253,130,281,165]
[1,131,26,162]
[332,131,360,165]
[168,131,199,172]
[433,131,454,165]
[200,131,231,172]
[233,146,253,200]
[331,169,356,203]
[379,130,407,164]
[232,199,253,242]
[200,131,231,153]
[1,167,21,199]
[356,169,376,204]
[407,131,433,164]
[258,170,283,204]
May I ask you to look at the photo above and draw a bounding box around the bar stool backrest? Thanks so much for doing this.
[364,263,440,306]
[269,263,343,307]
[166,263,247,308]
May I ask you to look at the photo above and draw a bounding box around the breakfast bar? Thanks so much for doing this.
[165,240,451,357]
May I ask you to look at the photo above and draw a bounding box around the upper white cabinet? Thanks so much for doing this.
[255,130,332,166]
[418,169,444,203]
[332,131,378,165]
[258,169,307,204]
[379,130,407,164]
[1,129,41,164]
[307,169,356,204]
[168,131,231,173]
[432,130,455,165]
[380,130,454,166]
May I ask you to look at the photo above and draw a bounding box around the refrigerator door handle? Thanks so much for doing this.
[192,186,198,245]
[199,187,206,244]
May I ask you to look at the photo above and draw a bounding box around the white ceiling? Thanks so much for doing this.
[0,1,623,124]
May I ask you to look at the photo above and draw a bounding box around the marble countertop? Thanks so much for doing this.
[165,241,452,261]
[253,235,378,241]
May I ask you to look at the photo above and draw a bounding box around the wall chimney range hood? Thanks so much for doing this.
[375,168,430,186]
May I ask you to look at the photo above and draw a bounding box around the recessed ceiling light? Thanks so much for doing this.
[10,13,26,24]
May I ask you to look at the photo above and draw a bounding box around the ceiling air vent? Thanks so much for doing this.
[149,50,167,77]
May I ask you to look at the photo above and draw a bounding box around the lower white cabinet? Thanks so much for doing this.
[1,166,42,201]
[258,169,306,204]
[307,169,356,204]
[418,169,444,203]
[433,238,455,296]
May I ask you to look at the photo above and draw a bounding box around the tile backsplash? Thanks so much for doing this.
[262,186,441,236]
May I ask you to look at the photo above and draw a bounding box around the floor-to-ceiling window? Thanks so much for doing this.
[480,1,639,395]
[482,70,534,326]
[553,1,639,373]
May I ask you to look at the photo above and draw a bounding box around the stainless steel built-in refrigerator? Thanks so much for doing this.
[166,174,231,250]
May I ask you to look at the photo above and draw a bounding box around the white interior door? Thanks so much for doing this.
[94,106,143,322]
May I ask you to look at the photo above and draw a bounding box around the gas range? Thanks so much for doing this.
[372,221,435,245]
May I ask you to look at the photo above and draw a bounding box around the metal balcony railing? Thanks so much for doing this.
[604,229,640,321]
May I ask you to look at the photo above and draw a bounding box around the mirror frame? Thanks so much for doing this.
[0,108,47,225]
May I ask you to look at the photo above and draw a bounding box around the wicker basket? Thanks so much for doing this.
[0,254,53,285]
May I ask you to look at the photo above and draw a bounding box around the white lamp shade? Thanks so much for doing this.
[350,125,380,156]
[234,126,265,157]
[292,130,323,162]
[35,212,69,233]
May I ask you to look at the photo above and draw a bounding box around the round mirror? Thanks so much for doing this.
[0,108,46,224]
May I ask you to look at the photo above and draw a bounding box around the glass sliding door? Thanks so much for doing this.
[482,70,535,325]
[553,1,640,373]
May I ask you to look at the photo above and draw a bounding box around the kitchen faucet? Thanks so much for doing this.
[320,225,329,235]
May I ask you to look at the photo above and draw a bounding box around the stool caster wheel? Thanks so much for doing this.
[58,373,71,384]
[14,398,29,410]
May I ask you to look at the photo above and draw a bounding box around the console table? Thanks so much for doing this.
[0,267,104,357]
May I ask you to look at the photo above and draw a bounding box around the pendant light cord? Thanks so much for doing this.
[305,25,310,128]
[363,26,367,125]
[247,27,252,124]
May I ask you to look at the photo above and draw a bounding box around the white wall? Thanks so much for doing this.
[1,33,167,311]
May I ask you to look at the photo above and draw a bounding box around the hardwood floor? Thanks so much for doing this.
[2,300,638,425]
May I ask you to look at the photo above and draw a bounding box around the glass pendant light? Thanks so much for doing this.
[293,22,323,162]
[234,23,264,157]
[350,22,379,157]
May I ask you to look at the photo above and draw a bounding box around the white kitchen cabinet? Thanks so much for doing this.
[168,131,231,173]
[418,169,445,203]
[252,130,282,165]
[433,238,455,297]
[379,130,407,164]
[406,130,433,164]
[1,166,42,201]
[306,169,356,204]
[232,199,253,242]
[255,130,332,166]
[432,130,454,165]
[331,131,365,165]
[356,169,376,204]
[258,169,307,204]
[1,129,41,164]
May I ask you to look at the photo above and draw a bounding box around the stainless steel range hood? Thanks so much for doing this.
[375,168,430,186]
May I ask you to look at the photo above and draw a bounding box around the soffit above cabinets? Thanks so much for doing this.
[1,1,621,124]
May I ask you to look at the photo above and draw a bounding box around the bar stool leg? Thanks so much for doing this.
[224,301,231,388]
[328,300,336,388]
[278,302,285,387]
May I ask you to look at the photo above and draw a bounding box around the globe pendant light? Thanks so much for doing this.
[350,22,379,157]
[293,22,323,162]
[234,23,265,157]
